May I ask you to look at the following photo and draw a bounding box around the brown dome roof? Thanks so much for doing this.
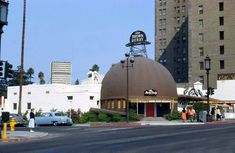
[101,56,177,101]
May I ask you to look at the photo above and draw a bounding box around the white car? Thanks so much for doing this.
[35,112,73,126]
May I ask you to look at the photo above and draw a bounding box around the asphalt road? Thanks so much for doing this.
[0,124,235,153]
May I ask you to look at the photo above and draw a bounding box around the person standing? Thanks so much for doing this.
[28,108,35,132]
[182,108,187,122]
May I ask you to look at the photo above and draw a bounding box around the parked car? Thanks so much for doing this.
[0,113,27,127]
[35,112,73,126]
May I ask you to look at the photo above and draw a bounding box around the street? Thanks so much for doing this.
[0,124,235,153]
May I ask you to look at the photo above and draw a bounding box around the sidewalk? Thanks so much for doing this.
[0,131,48,143]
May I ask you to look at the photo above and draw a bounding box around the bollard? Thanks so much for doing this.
[1,122,8,139]
[10,118,16,132]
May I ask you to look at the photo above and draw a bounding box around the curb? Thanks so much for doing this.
[91,123,141,127]
[205,120,235,124]
[0,137,33,143]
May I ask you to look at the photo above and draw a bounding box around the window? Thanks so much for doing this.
[111,101,114,109]
[123,100,126,109]
[89,96,94,100]
[219,17,224,26]
[200,62,204,70]
[182,16,186,22]
[199,19,204,28]
[198,33,204,42]
[177,16,180,23]
[118,100,121,109]
[220,60,224,69]
[27,103,31,110]
[198,5,203,14]
[182,5,186,13]
[199,47,204,56]
[220,31,224,40]
[219,2,224,11]
[46,91,50,94]
[13,92,17,95]
[27,92,31,95]
[13,103,17,110]
[199,76,204,84]
[220,45,224,54]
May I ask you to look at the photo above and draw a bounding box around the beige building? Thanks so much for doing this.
[188,0,235,88]
[51,61,72,84]
[155,0,235,88]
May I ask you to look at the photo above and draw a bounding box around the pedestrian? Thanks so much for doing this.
[188,107,193,122]
[221,108,225,120]
[28,108,35,132]
[211,107,215,121]
[215,107,221,121]
[182,108,187,122]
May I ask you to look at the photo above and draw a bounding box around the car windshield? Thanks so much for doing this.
[55,113,62,116]
[41,113,52,117]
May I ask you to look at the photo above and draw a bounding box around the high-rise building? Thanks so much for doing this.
[188,0,235,88]
[51,61,72,84]
[155,0,189,84]
[155,0,235,88]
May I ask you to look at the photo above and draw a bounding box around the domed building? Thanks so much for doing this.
[101,56,178,117]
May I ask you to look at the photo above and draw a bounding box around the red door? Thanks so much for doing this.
[146,103,154,117]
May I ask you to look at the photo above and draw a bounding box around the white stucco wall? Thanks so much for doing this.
[5,71,103,114]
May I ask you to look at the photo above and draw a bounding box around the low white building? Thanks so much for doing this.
[5,71,103,114]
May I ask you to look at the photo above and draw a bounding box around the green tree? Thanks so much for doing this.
[91,64,99,72]
[38,71,45,84]
[8,66,31,86]
[74,79,79,85]
[27,67,34,83]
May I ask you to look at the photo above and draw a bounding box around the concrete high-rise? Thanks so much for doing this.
[155,0,189,84]
[155,0,235,88]
[51,61,72,84]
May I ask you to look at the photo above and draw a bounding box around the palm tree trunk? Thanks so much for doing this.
[18,0,26,115]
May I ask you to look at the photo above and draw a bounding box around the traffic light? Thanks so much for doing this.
[5,61,13,78]
[0,60,6,78]
[210,87,215,95]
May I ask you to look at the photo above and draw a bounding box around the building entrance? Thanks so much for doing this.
[146,103,154,117]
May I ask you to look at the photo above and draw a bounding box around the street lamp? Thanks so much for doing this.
[204,55,211,122]
[121,53,134,122]
[0,0,9,59]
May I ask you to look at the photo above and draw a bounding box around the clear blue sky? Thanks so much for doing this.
[2,0,154,83]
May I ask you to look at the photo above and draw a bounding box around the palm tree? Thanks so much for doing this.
[18,0,27,115]
[38,71,45,84]
[27,67,34,83]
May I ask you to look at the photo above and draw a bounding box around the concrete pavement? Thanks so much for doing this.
[0,131,48,143]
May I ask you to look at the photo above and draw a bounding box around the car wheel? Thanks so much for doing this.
[53,121,58,126]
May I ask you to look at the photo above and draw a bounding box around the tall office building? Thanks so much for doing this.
[51,61,72,84]
[188,0,235,88]
[155,0,189,84]
[155,0,235,88]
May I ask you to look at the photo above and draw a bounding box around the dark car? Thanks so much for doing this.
[0,113,27,127]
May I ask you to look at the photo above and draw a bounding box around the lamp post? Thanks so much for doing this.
[204,55,211,122]
[121,53,134,122]
[0,0,9,60]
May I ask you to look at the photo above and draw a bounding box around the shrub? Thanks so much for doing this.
[129,109,140,121]
[111,114,122,122]
[165,111,181,121]
[98,112,109,122]
[79,112,90,123]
